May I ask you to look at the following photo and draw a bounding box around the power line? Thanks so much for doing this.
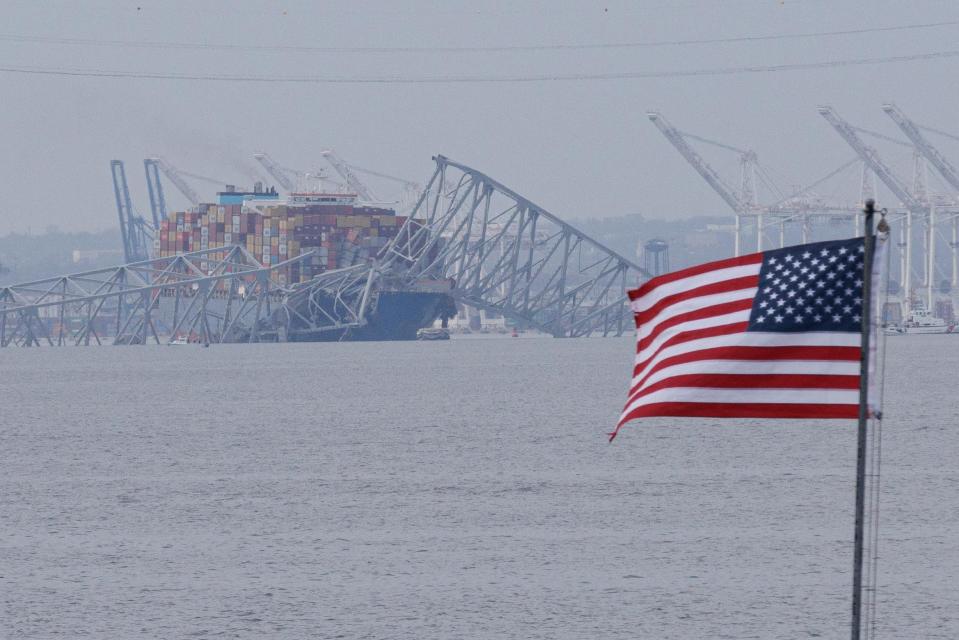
[1,49,958,84]
[0,20,957,54]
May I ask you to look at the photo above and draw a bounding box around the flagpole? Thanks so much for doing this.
[851,199,876,640]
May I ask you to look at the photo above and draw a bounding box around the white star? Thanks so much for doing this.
[833,314,842,322]
[814,314,823,322]
[844,288,853,296]
[795,315,804,323]
[848,254,857,262]
[843,305,852,314]
[756,315,766,323]
[759,300,769,308]
[854,279,863,287]
[770,292,779,300]
[769,257,778,265]
[784,254,794,263]
[805,306,814,313]
[777,299,786,307]
[798,281,807,290]
[825,305,833,312]
[826,272,836,280]
[815,297,824,305]
[764,286,773,294]
[821,249,830,257]
[772,277,782,285]
[775,263,784,271]
[800,266,810,274]
[839,247,848,255]
[828,255,838,263]
[816,281,826,288]
[786,306,795,314]
[779,283,788,290]
[837,262,847,271]
[834,297,843,305]
[858,245,865,253]
[802,251,812,259]
[789,275,799,282]
[811,258,820,266]
[818,264,828,272]
[853,314,861,322]
[774,315,784,323]
[787,290,797,298]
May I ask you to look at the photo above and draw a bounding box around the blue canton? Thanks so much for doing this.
[748,237,865,333]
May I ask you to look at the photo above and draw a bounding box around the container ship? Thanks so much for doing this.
[155,184,455,341]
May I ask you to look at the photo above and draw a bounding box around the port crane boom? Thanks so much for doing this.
[253,152,296,192]
[882,104,959,194]
[647,112,751,214]
[817,106,923,212]
[321,149,377,201]
[148,157,202,206]
[648,112,769,255]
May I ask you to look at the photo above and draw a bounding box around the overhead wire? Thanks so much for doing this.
[0,19,956,53]
[2,48,959,84]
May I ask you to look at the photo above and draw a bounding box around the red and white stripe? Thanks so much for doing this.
[612,253,861,440]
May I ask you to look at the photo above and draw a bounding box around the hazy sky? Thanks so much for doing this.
[3,0,959,233]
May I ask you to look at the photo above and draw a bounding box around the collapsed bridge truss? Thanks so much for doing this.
[381,156,649,337]
[1,156,649,346]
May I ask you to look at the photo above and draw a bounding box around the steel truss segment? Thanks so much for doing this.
[0,246,315,347]
[382,155,649,337]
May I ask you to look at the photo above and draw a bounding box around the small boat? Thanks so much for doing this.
[416,327,450,341]
[169,335,190,345]
[885,300,954,335]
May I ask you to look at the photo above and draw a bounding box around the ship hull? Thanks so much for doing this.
[286,291,454,342]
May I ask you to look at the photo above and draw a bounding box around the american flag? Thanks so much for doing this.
[612,237,874,441]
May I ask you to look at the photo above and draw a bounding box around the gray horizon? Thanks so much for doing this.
[3,0,959,234]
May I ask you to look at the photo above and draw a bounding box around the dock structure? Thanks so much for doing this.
[649,107,959,321]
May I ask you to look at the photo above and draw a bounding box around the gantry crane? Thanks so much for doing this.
[648,112,765,255]
[882,103,959,292]
[143,159,167,230]
[111,160,151,262]
[818,105,930,305]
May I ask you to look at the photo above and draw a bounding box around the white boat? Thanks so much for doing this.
[885,301,954,335]
[416,327,450,341]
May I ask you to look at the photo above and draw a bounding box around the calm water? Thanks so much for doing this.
[1,335,957,639]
